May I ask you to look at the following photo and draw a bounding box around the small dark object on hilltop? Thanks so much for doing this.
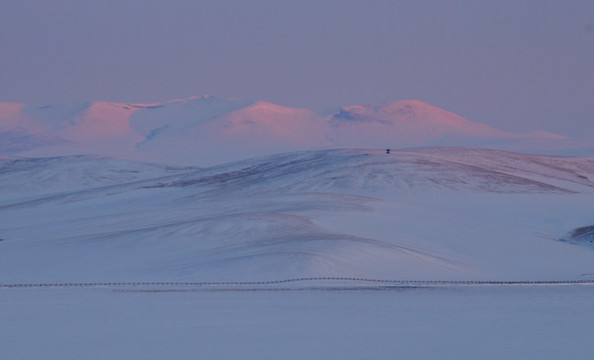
[386,149,391,154]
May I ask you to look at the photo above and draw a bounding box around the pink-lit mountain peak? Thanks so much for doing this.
[328,99,522,147]
[205,100,326,146]
[335,99,479,128]
[219,100,317,127]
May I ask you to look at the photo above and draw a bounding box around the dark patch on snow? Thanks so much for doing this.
[136,125,170,148]
[572,225,594,239]
[560,225,594,249]
[331,109,391,125]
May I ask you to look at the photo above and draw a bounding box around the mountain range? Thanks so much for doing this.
[0,95,578,165]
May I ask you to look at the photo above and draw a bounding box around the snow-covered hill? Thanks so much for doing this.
[1,148,593,283]
[0,155,193,201]
[1,96,582,165]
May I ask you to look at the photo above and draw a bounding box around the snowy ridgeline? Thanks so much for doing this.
[2,96,592,165]
[1,147,593,283]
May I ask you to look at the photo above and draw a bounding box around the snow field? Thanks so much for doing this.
[2,285,593,360]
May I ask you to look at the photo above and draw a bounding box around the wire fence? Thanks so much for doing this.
[2,277,594,289]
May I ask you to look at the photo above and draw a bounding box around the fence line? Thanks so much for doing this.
[2,277,594,289]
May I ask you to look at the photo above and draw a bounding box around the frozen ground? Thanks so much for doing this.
[1,147,594,358]
[2,285,594,360]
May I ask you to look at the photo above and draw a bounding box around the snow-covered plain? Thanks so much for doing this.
[2,100,594,359]
[3,285,594,360]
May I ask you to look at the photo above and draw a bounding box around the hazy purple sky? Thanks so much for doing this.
[1,0,593,139]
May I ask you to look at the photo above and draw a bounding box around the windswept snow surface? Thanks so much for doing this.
[0,156,193,201]
[1,148,593,283]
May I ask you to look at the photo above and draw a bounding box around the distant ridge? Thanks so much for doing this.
[0,96,581,165]
[329,100,527,147]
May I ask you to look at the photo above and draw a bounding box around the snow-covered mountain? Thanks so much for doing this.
[328,100,566,147]
[1,148,593,283]
[1,96,579,165]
